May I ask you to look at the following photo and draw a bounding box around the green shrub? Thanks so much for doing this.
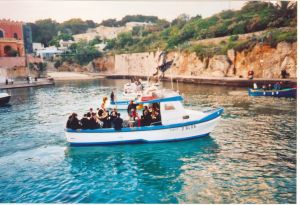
[229,35,239,41]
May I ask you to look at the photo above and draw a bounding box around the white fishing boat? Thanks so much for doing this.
[65,95,223,146]
[107,88,178,110]
[122,81,160,99]
[0,92,11,106]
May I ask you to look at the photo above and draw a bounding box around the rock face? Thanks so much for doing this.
[237,42,296,78]
[93,55,115,73]
[113,42,297,79]
[58,62,85,72]
[206,55,231,77]
[62,41,296,79]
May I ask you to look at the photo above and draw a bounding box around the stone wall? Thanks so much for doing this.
[115,52,158,76]
[0,66,29,81]
[0,57,26,68]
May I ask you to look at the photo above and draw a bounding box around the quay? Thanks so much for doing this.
[104,74,297,87]
[0,79,54,90]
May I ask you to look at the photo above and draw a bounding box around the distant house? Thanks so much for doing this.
[125,22,153,28]
[32,42,44,52]
[35,46,63,61]
[59,39,74,51]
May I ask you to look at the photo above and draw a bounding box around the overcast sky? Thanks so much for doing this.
[0,0,247,23]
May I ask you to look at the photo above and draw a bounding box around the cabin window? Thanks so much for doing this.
[0,29,4,38]
[13,33,18,39]
[164,103,175,110]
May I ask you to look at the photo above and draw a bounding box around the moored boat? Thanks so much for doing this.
[107,88,178,110]
[65,95,223,146]
[0,92,11,106]
[248,88,296,98]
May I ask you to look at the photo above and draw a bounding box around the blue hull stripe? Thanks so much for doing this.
[248,88,296,97]
[110,95,184,105]
[69,133,210,146]
[66,107,224,133]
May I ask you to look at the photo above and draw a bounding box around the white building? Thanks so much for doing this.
[59,39,74,52]
[36,46,63,61]
[32,43,44,52]
[59,39,74,49]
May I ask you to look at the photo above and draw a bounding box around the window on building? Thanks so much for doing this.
[13,33,18,39]
[4,45,18,57]
[0,30,4,38]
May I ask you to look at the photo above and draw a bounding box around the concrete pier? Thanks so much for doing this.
[104,74,297,87]
[0,79,54,90]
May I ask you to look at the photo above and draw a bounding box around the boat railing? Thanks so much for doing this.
[150,121,162,126]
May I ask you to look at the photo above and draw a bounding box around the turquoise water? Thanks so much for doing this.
[0,79,296,203]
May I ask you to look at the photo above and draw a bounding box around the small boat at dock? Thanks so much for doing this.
[65,95,223,146]
[248,88,296,98]
[0,92,11,106]
[107,88,179,110]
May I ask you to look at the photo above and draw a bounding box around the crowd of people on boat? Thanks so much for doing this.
[66,97,162,130]
[66,107,123,131]
[66,96,123,130]
[253,81,291,90]
[127,101,162,127]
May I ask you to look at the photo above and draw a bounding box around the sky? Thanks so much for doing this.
[0,0,247,23]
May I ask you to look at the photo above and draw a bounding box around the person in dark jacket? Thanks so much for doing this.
[127,101,137,115]
[80,114,89,129]
[90,112,100,129]
[113,113,123,131]
[110,108,118,127]
[66,113,81,130]
[141,109,152,126]
[110,91,115,103]
[86,112,92,129]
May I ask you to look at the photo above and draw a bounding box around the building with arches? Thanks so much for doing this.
[0,19,25,57]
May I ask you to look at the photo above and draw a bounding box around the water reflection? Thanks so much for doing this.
[0,79,296,203]
[64,136,219,203]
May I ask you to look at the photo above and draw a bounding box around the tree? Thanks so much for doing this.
[85,20,98,28]
[116,32,134,48]
[100,18,119,27]
[59,18,89,34]
[104,39,116,50]
[31,19,59,46]
[89,36,102,46]
[72,41,102,65]
[171,13,190,28]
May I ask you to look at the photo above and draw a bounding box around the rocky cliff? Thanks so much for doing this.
[58,41,297,80]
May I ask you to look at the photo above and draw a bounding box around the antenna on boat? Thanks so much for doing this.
[171,72,174,90]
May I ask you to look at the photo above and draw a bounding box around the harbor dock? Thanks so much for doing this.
[104,74,297,87]
[0,78,54,90]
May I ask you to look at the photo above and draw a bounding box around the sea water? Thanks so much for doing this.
[0,79,296,203]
